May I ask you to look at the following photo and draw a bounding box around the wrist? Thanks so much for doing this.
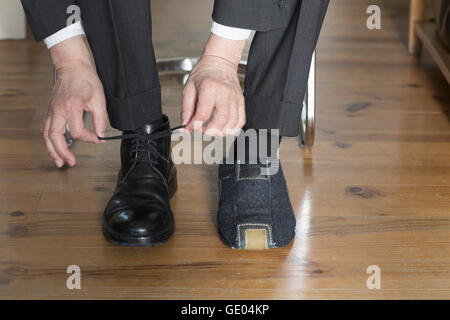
[202,33,245,67]
[50,35,93,71]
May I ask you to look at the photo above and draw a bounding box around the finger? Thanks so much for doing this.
[89,95,108,140]
[223,102,239,136]
[67,108,99,144]
[181,81,197,126]
[186,85,216,132]
[204,97,229,136]
[49,115,76,166]
[42,115,64,167]
[235,99,246,131]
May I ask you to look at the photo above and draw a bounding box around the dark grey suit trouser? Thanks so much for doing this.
[22,0,329,136]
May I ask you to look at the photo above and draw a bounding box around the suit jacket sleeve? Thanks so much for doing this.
[212,0,297,31]
[21,0,76,41]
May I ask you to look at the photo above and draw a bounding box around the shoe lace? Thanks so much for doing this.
[98,125,185,167]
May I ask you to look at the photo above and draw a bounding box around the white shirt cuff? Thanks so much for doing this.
[211,21,252,40]
[44,21,85,49]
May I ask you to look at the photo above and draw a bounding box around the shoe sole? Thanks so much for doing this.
[102,172,178,247]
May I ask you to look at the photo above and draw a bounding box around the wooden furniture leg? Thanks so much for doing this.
[409,0,427,54]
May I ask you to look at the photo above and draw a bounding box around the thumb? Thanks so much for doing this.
[181,81,197,126]
[90,95,109,140]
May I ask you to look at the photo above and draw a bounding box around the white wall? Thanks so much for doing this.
[0,0,26,39]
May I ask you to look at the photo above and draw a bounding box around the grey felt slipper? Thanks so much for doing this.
[217,160,296,250]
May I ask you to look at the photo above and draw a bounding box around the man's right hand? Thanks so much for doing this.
[44,36,108,168]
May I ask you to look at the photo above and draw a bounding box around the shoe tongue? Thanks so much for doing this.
[129,117,167,170]
[135,117,165,135]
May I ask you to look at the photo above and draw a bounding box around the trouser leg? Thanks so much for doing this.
[77,0,162,131]
[244,0,329,137]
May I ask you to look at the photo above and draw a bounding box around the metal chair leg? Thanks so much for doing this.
[299,51,316,148]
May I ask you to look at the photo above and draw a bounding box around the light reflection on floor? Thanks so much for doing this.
[276,185,312,297]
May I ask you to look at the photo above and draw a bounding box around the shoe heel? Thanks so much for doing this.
[243,229,269,250]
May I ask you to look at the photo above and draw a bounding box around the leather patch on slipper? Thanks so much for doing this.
[244,229,269,250]
[237,163,269,181]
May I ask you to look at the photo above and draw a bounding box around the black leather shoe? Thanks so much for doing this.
[101,115,180,246]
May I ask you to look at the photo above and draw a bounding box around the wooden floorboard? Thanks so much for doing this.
[0,0,450,299]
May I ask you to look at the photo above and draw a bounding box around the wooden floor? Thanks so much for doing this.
[1,0,450,299]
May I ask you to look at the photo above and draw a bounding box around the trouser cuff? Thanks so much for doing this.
[106,86,162,131]
[244,93,301,137]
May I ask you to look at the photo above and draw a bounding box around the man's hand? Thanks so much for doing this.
[182,34,246,136]
[44,36,108,168]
